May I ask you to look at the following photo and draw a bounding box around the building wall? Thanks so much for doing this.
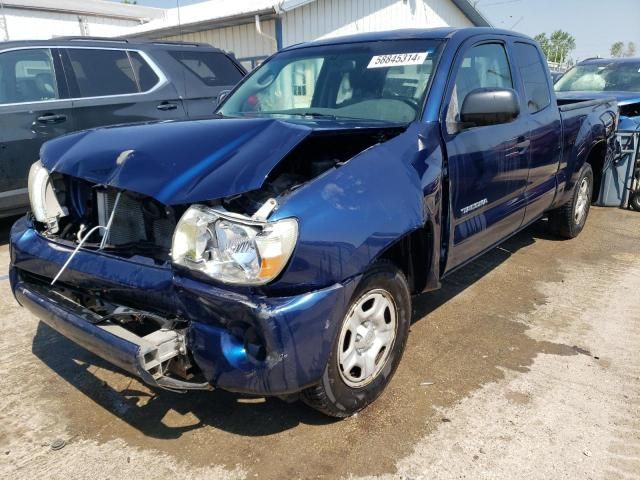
[281,0,473,46]
[151,0,474,69]
[0,7,140,41]
[160,20,277,70]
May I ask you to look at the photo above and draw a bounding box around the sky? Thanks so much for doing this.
[119,0,640,61]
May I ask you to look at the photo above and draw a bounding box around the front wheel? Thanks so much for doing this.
[548,164,594,239]
[301,261,411,417]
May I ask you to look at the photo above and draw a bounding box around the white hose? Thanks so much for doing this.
[51,191,122,286]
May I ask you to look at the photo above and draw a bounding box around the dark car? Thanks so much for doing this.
[0,37,246,218]
[10,28,616,417]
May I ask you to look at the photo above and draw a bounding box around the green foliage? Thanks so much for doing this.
[610,41,637,58]
[534,30,576,64]
[610,41,624,57]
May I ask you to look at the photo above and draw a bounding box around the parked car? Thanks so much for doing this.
[10,28,617,417]
[0,37,246,218]
[555,57,640,209]
[555,56,640,129]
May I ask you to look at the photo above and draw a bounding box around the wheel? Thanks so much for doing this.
[548,163,594,239]
[301,261,411,417]
[630,191,640,212]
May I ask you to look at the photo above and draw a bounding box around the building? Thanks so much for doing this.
[127,0,491,70]
[0,0,164,41]
[0,0,490,71]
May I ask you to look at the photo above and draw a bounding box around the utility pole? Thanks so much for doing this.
[0,1,9,41]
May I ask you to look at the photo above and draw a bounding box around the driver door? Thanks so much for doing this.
[442,40,530,272]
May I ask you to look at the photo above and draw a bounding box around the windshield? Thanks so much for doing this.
[218,39,444,124]
[555,61,640,93]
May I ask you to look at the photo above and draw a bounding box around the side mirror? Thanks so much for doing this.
[460,87,520,128]
[216,90,231,108]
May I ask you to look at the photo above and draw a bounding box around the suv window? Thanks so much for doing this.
[67,48,138,97]
[0,48,59,104]
[169,50,243,87]
[514,42,550,113]
[447,43,513,133]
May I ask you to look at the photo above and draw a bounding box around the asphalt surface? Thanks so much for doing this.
[1,207,639,479]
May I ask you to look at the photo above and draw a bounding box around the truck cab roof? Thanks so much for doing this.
[282,27,533,51]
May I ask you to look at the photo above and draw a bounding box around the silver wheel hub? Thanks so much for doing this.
[337,289,398,388]
[574,176,590,225]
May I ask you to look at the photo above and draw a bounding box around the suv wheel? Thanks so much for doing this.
[301,261,411,417]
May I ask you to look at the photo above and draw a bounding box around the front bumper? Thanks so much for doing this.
[10,217,359,395]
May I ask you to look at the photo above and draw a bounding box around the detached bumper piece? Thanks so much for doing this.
[13,279,212,392]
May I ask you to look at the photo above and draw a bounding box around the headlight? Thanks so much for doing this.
[172,205,298,285]
[28,160,66,232]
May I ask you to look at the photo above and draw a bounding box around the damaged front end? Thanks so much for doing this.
[10,120,406,395]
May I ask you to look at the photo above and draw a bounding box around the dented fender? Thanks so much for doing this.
[268,122,445,292]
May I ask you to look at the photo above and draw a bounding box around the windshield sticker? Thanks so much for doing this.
[367,52,430,69]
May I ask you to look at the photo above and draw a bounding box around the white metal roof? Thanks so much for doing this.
[0,0,165,21]
[128,0,489,37]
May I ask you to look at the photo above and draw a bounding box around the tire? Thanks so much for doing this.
[630,191,640,212]
[548,163,594,239]
[301,261,411,418]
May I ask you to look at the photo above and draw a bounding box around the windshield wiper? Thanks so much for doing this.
[299,112,338,119]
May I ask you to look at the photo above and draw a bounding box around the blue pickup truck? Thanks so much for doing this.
[10,28,617,417]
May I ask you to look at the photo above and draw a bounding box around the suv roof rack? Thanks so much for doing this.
[150,40,209,48]
[56,36,130,43]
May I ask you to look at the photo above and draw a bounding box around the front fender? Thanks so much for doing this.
[268,122,444,293]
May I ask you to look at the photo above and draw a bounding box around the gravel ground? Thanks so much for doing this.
[0,207,639,480]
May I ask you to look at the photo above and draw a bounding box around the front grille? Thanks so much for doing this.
[96,189,176,252]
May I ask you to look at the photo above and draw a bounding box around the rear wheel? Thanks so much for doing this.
[548,164,593,239]
[630,191,640,212]
[301,261,411,417]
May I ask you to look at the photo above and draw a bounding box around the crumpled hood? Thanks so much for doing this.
[40,117,313,205]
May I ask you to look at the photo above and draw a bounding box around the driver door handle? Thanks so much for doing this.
[36,113,67,124]
[157,102,178,111]
[516,136,530,153]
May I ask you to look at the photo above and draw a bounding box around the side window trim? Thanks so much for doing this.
[125,50,142,93]
[0,45,168,106]
[0,47,62,107]
[442,38,516,134]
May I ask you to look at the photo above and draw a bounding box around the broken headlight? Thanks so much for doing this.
[28,160,67,233]
[171,205,298,285]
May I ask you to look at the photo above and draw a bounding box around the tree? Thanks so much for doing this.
[610,41,625,57]
[534,30,575,64]
[610,41,637,58]
[122,0,137,4]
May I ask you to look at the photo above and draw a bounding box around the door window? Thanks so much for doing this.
[0,48,59,104]
[514,42,551,113]
[446,43,513,133]
[67,48,138,97]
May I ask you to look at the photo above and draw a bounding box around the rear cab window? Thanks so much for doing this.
[0,48,59,104]
[168,50,244,87]
[513,42,551,113]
